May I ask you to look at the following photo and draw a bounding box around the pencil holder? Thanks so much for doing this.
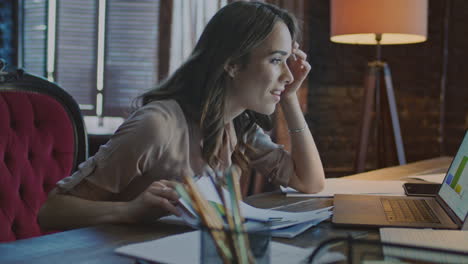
[200,225,271,264]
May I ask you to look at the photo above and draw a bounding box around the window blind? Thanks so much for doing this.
[22,0,47,77]
[0,1,14,65]
[104,0,160,116]
[55,0,98,115]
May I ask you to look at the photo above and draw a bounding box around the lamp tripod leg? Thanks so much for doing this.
[382,63,406,165]
[355,64,379,173]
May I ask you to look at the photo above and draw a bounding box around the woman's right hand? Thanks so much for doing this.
[125,180,182,223]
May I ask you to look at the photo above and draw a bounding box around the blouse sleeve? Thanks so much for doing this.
[56,102,175,200]
[245,125,295,187]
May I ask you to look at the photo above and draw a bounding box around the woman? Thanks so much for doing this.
[38,1,325,230]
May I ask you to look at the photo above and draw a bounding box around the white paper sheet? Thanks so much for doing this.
[281,178,405,197]
[380,228,468,263]
[404,173,446,184]
[115,231,345,264]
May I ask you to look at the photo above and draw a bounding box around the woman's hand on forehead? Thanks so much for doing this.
[283,41,311,97]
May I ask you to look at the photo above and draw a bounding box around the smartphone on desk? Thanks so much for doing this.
[403,183,440,196]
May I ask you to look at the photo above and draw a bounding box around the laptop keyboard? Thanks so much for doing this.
[380,198,440,223]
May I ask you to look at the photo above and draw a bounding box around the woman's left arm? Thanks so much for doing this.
[280,42,325,194]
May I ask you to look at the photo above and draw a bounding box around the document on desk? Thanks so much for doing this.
[176,176,334,231]
[281,178,405,197]
[270,213,331,238]
[404,173,446,184]
[380,228,468,263]
[115,231,345,264]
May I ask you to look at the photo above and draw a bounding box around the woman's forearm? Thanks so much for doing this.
[39,180,180,231]
[38,189,130,231]
[280,95,325,193]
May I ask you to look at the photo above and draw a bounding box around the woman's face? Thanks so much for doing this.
[226,21,294,116]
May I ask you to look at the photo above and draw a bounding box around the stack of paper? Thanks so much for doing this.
[161,208,332,239]
[281,178,406,197]
[165,176,333,238]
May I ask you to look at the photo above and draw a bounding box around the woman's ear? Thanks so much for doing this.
[224,63,239,78]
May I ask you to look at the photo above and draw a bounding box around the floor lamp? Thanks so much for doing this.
[330,0,428,172]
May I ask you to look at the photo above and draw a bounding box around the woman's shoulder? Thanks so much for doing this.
[115,99,187,139]
[137,99,185,121]
[128,99,189,129]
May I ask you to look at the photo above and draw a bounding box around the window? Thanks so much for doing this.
[0,1,16,68]
[20,0,161,133]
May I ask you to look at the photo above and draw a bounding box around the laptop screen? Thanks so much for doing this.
[439,131,468,221]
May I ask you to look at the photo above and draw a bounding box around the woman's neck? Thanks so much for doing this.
[224,105,244,124]
[224,87,245,124]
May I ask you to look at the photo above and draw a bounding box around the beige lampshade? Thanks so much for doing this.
[330,0,428,45]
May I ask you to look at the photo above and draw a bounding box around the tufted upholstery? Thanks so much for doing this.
[0,70,87,242]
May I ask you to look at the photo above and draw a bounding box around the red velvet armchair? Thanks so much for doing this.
[0,67,88,242]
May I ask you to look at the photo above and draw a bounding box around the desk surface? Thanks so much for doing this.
[0,157,452,264]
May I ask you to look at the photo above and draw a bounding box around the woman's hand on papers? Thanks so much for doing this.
[125,180,181,223]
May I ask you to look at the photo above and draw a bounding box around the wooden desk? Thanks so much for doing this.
[0,157,452,264]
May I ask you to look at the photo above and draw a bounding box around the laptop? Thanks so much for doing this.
[333,130,468,229]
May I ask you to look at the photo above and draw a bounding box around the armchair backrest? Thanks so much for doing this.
[0,69,88,242]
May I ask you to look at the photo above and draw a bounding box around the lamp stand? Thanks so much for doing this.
[355,35,407,172]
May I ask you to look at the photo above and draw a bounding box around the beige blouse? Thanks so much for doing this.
[56,99,295,201]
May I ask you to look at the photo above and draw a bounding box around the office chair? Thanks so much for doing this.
[0,63,88,242]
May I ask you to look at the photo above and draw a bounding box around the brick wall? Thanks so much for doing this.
[306,0,468,177]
